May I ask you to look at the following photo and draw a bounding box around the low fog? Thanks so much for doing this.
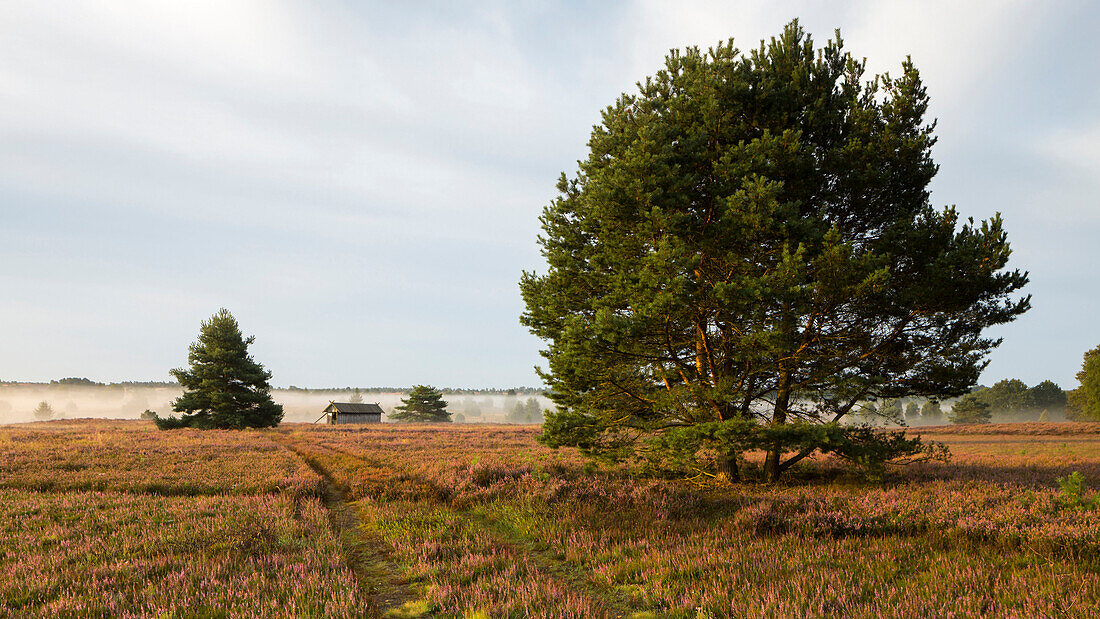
[0,383,553,425]
[1,383,1075,427]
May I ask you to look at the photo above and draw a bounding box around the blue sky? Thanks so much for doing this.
[1,1,1096,389]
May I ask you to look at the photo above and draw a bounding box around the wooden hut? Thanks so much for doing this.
[321,401,383,424]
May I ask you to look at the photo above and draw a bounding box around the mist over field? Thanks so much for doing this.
[1,381,1073,428]
[0,383,551,425]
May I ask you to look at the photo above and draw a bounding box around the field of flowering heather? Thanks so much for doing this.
[0,420,371,617]
[2,419,1099,617]
[279,422,1100,618]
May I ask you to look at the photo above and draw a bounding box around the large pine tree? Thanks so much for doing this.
[520,21,1029,481]
[156,309,283,429]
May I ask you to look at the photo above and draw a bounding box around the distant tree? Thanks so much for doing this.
[464,398,483,419]
[349,388,364,404]
[920,400,943,423]
[904,401,921,424]
[949,394,992,424]
[877,399,904,423]
[506,397,543,423]
[982,378,1033,414]
[154,308,283,430]
[507,400,527,423]
[391,385,451,422]
[33,401,54,421]
[853,402,878,422]
[123,392,150,416]
[524,398,544,423]
[140,409,157,420]
[1067,346,1100,421]
[454,412,466,424]
[1028,380,1067,412]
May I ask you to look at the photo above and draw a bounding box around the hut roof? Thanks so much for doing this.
[325,402,384,414]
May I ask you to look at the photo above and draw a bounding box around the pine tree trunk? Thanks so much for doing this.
[767,371,793,483]
[764,448,781,483]
[716,450,740,482]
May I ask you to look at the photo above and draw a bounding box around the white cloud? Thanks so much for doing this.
[622,0,1047,126]
[0,1,1094,387]
[1036,122,1100,175]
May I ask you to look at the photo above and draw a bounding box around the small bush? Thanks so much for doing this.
[1056,471,1098,510]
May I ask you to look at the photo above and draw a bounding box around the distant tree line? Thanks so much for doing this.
[858,377,1070,426]
[506,398,544,424]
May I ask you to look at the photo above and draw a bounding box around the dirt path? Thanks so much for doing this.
[275,435,425,618]
[283,434,635,617]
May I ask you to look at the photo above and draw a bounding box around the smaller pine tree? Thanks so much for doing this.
[156,309,283,430]
[921,400,943,424]
[349,388,364,404]
[904,401,921,424]
[391,385,450,422]
[949,394,992,424]
[33,401,54,421]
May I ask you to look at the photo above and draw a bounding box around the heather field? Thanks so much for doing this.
[3,420,1100,617]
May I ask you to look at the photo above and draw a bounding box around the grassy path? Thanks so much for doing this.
[282,431,634,618]
[276,435,428,618]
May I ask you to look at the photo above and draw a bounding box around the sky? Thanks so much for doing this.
[0,1,1097,389]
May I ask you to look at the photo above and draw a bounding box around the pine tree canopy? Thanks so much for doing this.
[981,378,1033,413]
[349,388,365,404]
[520,20,1029,482]
[1027,380,1066,411]
[920,399,943,422]
[33,401,54,421]
[949,394,992,424]
[391,385,451,422]
[156,308,283,430]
